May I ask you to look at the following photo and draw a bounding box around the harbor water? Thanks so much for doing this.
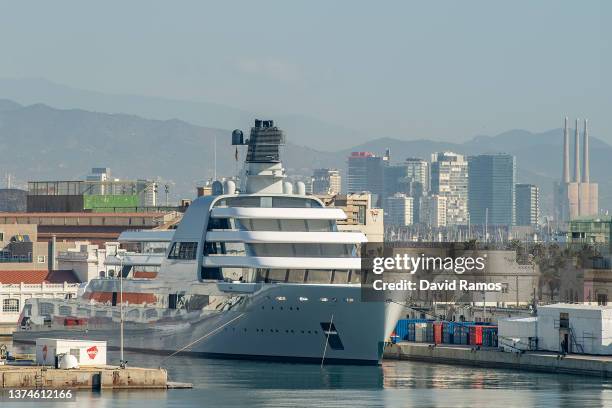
[3,340,612,407]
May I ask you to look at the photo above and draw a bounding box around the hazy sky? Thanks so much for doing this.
[1,0,609,142]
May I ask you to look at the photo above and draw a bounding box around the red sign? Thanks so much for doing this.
[87,345,98,360]
[42,344,48,360]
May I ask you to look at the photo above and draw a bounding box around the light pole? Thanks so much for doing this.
[118,254,125,368]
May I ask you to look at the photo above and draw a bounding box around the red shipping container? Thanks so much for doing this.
[434,322,443,344]
[469,326,483,345]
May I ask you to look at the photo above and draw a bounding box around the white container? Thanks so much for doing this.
[537,303,612,355]
[498,317,537,351]
[35,338,107,366]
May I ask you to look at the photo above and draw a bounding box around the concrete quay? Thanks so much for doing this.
[0,365,172,389]
[384,342,612,378]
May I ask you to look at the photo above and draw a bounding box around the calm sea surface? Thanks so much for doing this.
[2,339,611,408]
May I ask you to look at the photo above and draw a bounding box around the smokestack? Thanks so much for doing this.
[582,119,590,183]
[574,118,580,183]
[562,116,570,183]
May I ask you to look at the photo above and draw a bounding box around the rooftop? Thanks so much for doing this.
[0,269,80,284]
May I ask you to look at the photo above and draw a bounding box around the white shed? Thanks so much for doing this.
[537,303,612,355]
[498,317,537,351]
[35,338,107,367]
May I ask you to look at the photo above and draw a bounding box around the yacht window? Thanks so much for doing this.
[39,302,55,316]
[223,197,261,207]
[201,267,223,280]
[272,197,319,208]
[307,270,334,283]
[208,218,231,230]
[204,242,246,256]
[261,197,272,208]
[305,220,334,232]
[235,219,252,230]
[249,219,281,231]
[248,243,352,258]
[168,242,198,260]
[59,306,72,316]
[127,309,140,319]
[279,219,307,232]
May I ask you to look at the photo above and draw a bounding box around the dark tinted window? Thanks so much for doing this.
[168,242,198,260]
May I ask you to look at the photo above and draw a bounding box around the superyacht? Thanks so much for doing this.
[13,119,402,364]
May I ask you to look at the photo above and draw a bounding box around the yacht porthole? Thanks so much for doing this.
[276,296,287,301]
[345,297,354,303]
[298,297,308,302]
[320,297,328,302]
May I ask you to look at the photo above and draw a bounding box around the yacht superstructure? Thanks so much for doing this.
[13,120,402,364]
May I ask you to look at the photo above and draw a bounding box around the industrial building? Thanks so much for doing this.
[430,152,469,226]
[555,118,599,222]
[27,168,158,213]
[468,154,516,226]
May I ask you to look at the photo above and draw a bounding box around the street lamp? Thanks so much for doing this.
[117,253,126,368]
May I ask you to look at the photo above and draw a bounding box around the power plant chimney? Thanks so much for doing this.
[574,118,580,183]
[582,118,590,183]
[562,116,570,183]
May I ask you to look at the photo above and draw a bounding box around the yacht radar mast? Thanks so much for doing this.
[232,119,287,194]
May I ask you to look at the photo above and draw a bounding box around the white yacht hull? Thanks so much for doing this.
[14,284,403,365]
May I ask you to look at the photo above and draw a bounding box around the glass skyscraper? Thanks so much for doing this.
[468,154,516,226]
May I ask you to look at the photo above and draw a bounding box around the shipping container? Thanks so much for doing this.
[408,322,416,341]
[426,322,434,343]
[434,322,443,344]
[443,322,454,344]
[469,326,483,345]
[415,322,427,342]
[482,327,498,347]
[395,319,409,341]
[35,338,107,367]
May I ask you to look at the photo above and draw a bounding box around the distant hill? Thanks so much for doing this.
[0,99,338,198]
[0,78,371,150]
[0,99,610,213]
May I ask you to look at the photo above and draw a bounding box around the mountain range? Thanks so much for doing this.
[0,98,610,214]
[0,78,371,151]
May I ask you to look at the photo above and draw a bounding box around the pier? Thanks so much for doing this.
[385,342,612,377]
[0,365,179,389]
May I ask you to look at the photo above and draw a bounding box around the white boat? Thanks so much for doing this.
[13,119,402,365]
